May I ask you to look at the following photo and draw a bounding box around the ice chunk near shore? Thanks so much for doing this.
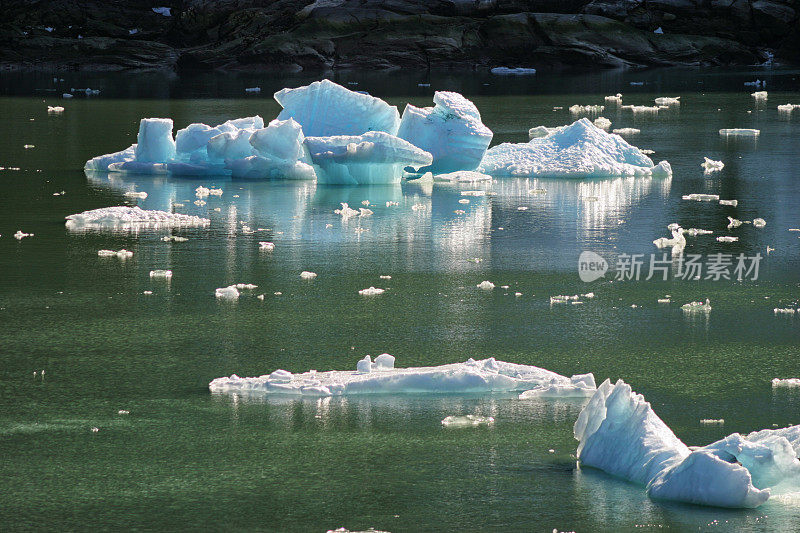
[305,131,432,185]
[98,249,133,259]
[65,206,209,231]
[209,356,596,397]
[396,91,493,173]
[275,79,400,137]
[479,118,671,179]
[701,157,724,173]
[720,129,760,137]
[574,379,800,508]
[490,67,536,75]
[442,415,495,427]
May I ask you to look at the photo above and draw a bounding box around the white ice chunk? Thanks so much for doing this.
[215,285,240,299]
[717,236,739,243]
[751,91,768,100]
[720,129,760,137]
[753,218,766,228]
[149,269,172,279]
[442,415,495,427]
[654,97,680,106]
[480,118,669,179]
[358,286,385,296]
[701,157,724,173]
[275,79,400,137]
[773,308,797,315]
[605,94,623,104]
[259,241,275,250]
[98,249,133,259]
[612,128,640,135]
[772,378,800,387]
[593,117,612,130]
[477,280,495,290]
[528,125,562,139]
[14,230,34,240]
[683,193,720,202]
[300,271,317,279]
[305,131,432,185]
[681,299,712,312]
[152,7,171,16]
[47,106,65,114]
[653,224,686,252]
[84,145,136,171]
[720,199,738,207]
[433,170,492,183]
[65,206,209,231]
[569,104,604,115]
[373,353,395,370]
[396,91,493,173]
[134,118,176,163]
[777,104,800,114]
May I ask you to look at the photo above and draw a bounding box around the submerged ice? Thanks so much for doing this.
[575,379,800,508]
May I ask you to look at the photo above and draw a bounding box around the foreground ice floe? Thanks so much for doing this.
[479,118,671,179]
[209,356,596,397]
[575,379,800,508]
[397,91,493,173]
[65,206,209,231]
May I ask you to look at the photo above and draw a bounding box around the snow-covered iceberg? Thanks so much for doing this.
[65,206,210,231]
[396,91,493,174]
[209,356,596,398]
[274,79,400,137]
[575,379,800,508]
[479,118,672,179]
[305,131,433,185]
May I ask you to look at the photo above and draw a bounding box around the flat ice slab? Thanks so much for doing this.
[209,356,596,398]
[575,379,800,508]
[479,118,671,179]
[65,206,210,231]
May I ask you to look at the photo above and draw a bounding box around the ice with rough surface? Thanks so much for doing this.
[305,131,432,185]
[215,285,240,299]
[682,299,712,312]
[702,157,724,173]
[654,97,680,106]
[358,286,385,296]
[397,91,493,173]
[433,170,492,183]
[236,118,316,180]
[720,129,760,137]
[442,415,495,427]
[529,125,562,139]
[134,118,176,163]
[479,118,671,179]
[274,79,400,137]
[209,356,596,397]
[773,378,800,387]
[65,206,209,231]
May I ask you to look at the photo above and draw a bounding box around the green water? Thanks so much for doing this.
[1,68,799,531]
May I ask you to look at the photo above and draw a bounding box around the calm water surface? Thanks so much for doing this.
[1,68,799,531]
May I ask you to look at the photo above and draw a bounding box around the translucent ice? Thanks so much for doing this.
[134,118,176,163]
[480,118,671,179]
[396,91,493,173]
[274,79,400,137]
[753,218,766,228]
[442,415,495,427]
[490,67,536,75]
[66,206,209,231]
[238,118,316,180]
[84,145,136,171]
[751,91,768,100]
[209,356,596,397]
[654,97,680,106]
[720,199,738,206]
[215,285,240,299]
[305,131,432,185]
[14,230,34,240]
[720,129,760,137]
[653,224,686,252]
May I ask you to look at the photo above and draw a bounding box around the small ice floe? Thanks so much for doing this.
[753,218,766,228]
[682,193,720,202]
[658,298,671,304]
[385,201,398,207]
[23,144,35,149]
[65,206,209,231]
[569,104,604,115]
[604,94,623,104]
[653,223,686,252]
[720,129,760,137]
[129,28,139,35]
[777,104,800,114]
[118,410,130,415]
[152,6,171,16]
[593,117,612,130]
[434,170,493,183]
[210,356,595,397]
[515,292,522,297]
[215,285,240,299]
[773,308,796,315]
[379,275,391,280]
[124,191,148,200]
[719,199,738,207]
[161,235,188,242]
[654,97,680,106]
[716,236,739,243]
[460,190,486,197]
[234,283,258,290]
[701,157,724,173]
[550,295,579,304]
[612,128,640,135]
[630,81,644,86]
[410,203,427,211]
[418,83,431,87]
[700,419,725,425]
[259,241,275,250]
[149,269,172,279]
[300,271,317,279]
[641,149,655,155]
[490,67,536,75]
[14,230,34,240]
[143,291,153,295]
[458,199,469,204]
[359,287,384,296]
[622,105,659,114]
[47,106,65,114]
[477,281,495,290]
[517,206,529,211]
[772,378,800,387]
[528,125,560,139]
[727,216,743,229]
[654,27,664,34]
[195,186,223,198]
[245,87,261,93]
[91,427,99,433]
[530,188,547,195]
[751,91,768,100]
[334,202,360,218]
[442,415,495,428]
[62,93,73,99]
[682,299,711,312]
[685,228,713,237]
[97,249,133,259]
[744,80,765,87]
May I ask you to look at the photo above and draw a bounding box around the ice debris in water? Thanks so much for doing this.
[569,104,604,115]
[161,235,188,242]
[654,97,680,106]
[479,118,671,179]
[681,299,711,312]
[305,131,432,185]
[490,67,536,75]
[773,308,797,315]
[14,230,34,240]
[612,128,640,135]
[98,249,133,259]
[434,170,492,183]
[245,87,261,93]
[720,129,760,137]
[65,207,209,231]
[701,419,725,425]
[149,269,172,279]
[259,241,275,250]
[751,91,768,100]
[528,125,562,139]
[621,105,660,114]
[575,379,800,508]
[720,199,738,207]
[47,106,64,114]
[234,283,258,290]
[477,281,495,290]
[683,193,719,202]
[442,415,495,427]
[753,218,766,228]
[777,104,800,114]
[593,117,612,130]
[300,271,317,279]
[124,191,148,199]
[717,236,739,243]
[653,223,686,252]
[209,356,596,398]
[358,287,385,296]
[685,228,713,236]
[727,216,743,228]
[701,157,724,173]
[195,186,223,198]
[772,378,800,387]
[605,94,623,104]
[397,91,493,173]
[275,79,400,137]
[215,285,240,299]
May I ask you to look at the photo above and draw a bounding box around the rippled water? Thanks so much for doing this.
[1,68,799,531]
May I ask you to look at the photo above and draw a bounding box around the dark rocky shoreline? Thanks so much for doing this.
[1,0,798,72]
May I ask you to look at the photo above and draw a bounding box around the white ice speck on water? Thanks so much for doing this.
[612,128,640,135]
[358,286,385,296]
[442,415,495,427]
[14,231,34,240]
[300,271,317,279]
[234,283,258,290]
[701,157,724,173]
[717,236,739,243]
[215,285,240,299]
[259,242,275,250]
[98,249,133,259]
[683,193,720,202]
[149,269,172,279]
[772,378,800,387]
[47,106,64,114]
[720,129,760,137]
[477,281,495,290]
[681,299,711,312]
[700,419,725,425]
[124,191,148,199]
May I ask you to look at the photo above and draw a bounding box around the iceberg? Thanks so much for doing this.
[133,118,176,163]
[305,131,432,185]
[209,356,596,398]
[274,79,400,137]
[575,379,800,508]
[229,118,316,180]
[65,206,209,231]
[479,118,671,179]
[84,145,136,172]
[396,91,493,173]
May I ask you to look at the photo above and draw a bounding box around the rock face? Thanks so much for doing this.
[1,0,797,71]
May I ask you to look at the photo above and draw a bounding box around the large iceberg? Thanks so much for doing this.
[209,356,596,397]
[275,79,401,137]
[396,91,493,174]
[305,131,433,185]
[575,379,800,508]
[479,118,672,179]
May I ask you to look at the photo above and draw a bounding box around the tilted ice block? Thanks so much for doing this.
[574,379,800,508]
[305,131,432,185]
[134,118,176,163]
[396,91,493,173]
[480,118,670,179]
[207,129,257,161]
[209,356,596,397]
[275,79,400,137]
[84,145,136,171]
[250,119,307,162]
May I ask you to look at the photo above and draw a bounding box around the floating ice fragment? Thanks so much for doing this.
[773,308,797,315]
[621,105,660,114]
[490,67,536,75]
[654,97,680,106]
[717,236,739,243]
[359,287,384,296]
[654,26,663,34]
[442,415,495,427]
[753,218,766,228]
[143,291,153,295]
[434,170,492,183]
[681,299,711,312]
[98,249,133,259]
[149,269,172,279]
[460,190,485,197]
[215,285,240,299]
[245,87,261,93]
[124,191,148,199]
[658,298,671,303]
[653,224,686,252]
[477,281,495,290]
[14,230,34,240]
[385,201,398,207]
[701,157,724,173]
[379,275,391,279]
[744,80,765,87]
[300,271,317,279]
[701,419,725,425]
[719,199,738,207]
[334,203,360,218]
[258,242,274,250]
[517,206,528,211]
[234,283,258,290]
[612,128,640,135]
[751,91,768,100]
[118,410,130,415]
[23,144,34,149]
[569,104,604,115]
[772,378,800,387]
[605,94,623,104]
[593,117,612,130]
[550,295,579,304]
[194,200,206,207]
[152,6,171,16]
[720,129,760,137]
[685,228,713,236]
[683,193,720,202]
[458,199,469,204]
[727,217,743,229]
[528,125,561,139]
[777,104,800,114]
[62,93,73,99]
[47,106,64,114]
[161,235,188,242]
